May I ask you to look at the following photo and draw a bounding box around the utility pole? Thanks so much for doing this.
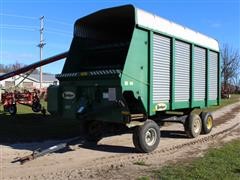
[38,16,46,90]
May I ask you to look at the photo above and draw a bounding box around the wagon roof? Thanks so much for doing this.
[75,4,219,52]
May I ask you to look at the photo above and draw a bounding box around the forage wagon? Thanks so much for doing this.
[48,5,221,153]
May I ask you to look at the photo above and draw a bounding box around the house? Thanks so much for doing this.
[0,73,58,90]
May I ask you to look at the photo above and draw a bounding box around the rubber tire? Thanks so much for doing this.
[132,120,160,153]
[200,112,213,134]
[133,127,141,151]
[184,114,202,138]
[32,102,42,112]
[8,105,17,115]
[86,121,103,143]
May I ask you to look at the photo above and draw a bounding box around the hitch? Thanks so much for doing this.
[12,136,80,164]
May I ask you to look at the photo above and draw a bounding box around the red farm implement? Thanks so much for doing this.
[1,89,43,115]
[0,52,68,115]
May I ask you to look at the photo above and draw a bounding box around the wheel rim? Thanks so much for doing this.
[193,118,201,134]
[145,128,157,146]
[207,116,213,129]
[9,106,15,113]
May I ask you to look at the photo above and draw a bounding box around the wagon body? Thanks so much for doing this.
[48,5,220,124]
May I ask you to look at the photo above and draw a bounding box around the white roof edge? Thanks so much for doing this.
[136,8,219,52]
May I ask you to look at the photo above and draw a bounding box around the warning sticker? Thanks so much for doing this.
[108,88,116,101]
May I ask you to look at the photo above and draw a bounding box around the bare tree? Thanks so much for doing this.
[221,44,240,89]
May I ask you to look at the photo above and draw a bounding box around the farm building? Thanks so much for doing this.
[0,73,58,90]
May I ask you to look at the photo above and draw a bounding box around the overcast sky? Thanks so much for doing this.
[0,0,239,74]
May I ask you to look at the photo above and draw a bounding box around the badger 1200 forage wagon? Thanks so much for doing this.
[47,5,220,153]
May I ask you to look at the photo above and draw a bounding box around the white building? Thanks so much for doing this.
[0,73,58,90]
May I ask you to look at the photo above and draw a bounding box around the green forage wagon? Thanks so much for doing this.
[48,5,220,153]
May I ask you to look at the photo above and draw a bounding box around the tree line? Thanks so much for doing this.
[0,62,43,74]
[221,45,240,93]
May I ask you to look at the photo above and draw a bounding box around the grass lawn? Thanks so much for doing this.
[138,139,240,180]
[194,94,240,114]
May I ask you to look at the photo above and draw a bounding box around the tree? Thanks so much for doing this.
[221,44,240,89]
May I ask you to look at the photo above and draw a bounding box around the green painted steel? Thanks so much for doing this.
[206,49,210,107]
[190,44,194,108]
[48,5,220,123]
[121,28,149,112]
[171,38,176,110]
[137,24,218,53]
[149,31,154,115]
[218,53,221,105]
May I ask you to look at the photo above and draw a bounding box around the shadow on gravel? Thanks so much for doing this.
[79,142,135,154]
[161,130,188,139]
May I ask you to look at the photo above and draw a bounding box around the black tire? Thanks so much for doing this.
[184,114,202,138]
[86,121,103,143]
[32,102,42,112]
[200,112,213,134]
[132,120,160,153]
[133,127,141,151]
[8,105,17,115]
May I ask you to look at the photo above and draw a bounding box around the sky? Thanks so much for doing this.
[0,0,239,74]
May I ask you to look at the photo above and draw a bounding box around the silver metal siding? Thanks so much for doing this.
[175,40,190,102]
[152,34,171,103]
[209,51,218,100]
[194,47,206,100]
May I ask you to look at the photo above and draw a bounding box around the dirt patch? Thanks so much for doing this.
[214,105,240,126]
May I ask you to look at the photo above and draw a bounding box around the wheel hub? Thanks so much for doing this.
[145,128,157,146]
[193,119,201,133]
[207,116,213,129]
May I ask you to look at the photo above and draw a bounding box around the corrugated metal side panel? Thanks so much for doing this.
[194,47,206,100]
[152,34,171,103]
[175,40,190,102]
[209,51,218,100]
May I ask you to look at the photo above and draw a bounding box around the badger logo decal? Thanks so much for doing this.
[155,103,167,111]
[62,91,76,100]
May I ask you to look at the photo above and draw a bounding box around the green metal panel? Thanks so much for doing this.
[190,44,194,108]
[47,85,60,114]
[149,31,154,115]
[171,38,176,110]
[206,49,210,107]
[208,100,218,106]
[174,101,190,109]
[191,100,205,108]
[218,53,221,105]
[121,28,149,112]
[137,24,218,53]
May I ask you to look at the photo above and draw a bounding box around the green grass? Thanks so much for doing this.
[194,94,240,114]
[145,139,240,180]
[133,160,150,166]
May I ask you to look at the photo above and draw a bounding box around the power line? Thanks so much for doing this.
[45,27,71,34]
[0,26,36,31]
[0,13,37,20]
[0,13,73,26]
[0,24,38,29]
[47,19,73,26]
[45,31,72,37]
